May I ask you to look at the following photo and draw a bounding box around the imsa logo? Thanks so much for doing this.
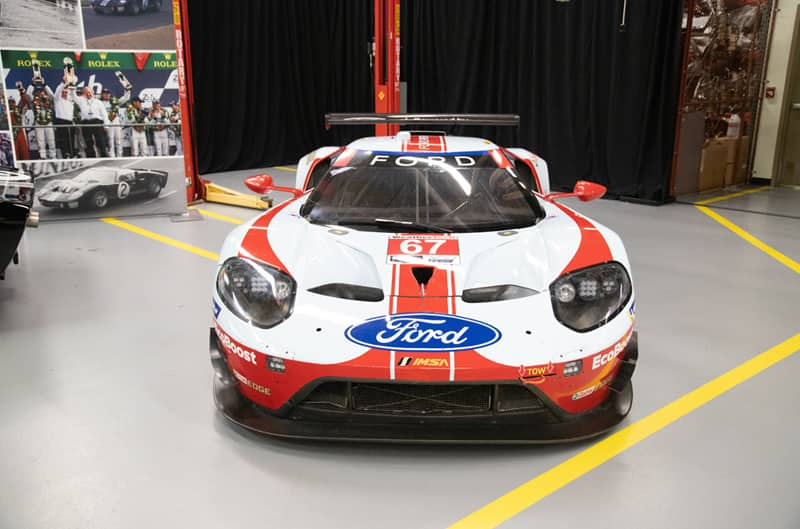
[397,356,449,367]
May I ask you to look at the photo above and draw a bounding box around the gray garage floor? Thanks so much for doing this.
[1,175,799,529]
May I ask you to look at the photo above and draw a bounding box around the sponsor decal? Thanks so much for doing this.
[591,334,630,370]
[213,299,221,319]
[572,385,598,401]
[628,300,636,323]
[387,235,460,265]
[17,59,53,68]
[215,326,258,365]
[518,362,555,378]
[87,60,121,68]
[518,361,556,385]
[266,356,286,373]
[232,369,270,396]
[369,154,479,167]
[397,356,449,367]
[345,312,501,352]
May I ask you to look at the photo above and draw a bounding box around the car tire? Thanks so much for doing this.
[146,180,163,197]
[89,189,110,209]
[127,0,141,15]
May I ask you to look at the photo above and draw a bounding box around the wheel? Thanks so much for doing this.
[127,0,141,15]
[146,179,163,197]
[89,189,110,209]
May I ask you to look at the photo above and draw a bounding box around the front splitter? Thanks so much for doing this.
[213,376,634,444]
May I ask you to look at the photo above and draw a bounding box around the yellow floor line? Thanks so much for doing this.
[101,217,219,262]
[193,208,245,225]
[448,331,800,529]
[694,186,770,205]
[696,206,800,274]
[449,202,800,529]
[274,166,296,172]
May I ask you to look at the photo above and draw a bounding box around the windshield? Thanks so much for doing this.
[301,150,544,233]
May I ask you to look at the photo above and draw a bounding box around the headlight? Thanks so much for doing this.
[550,262,631,332]
[216,257,296,328]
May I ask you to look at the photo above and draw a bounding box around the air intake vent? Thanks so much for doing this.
[308,283,384,302]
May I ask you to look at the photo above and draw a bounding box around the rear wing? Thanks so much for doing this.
[324,113,520,129]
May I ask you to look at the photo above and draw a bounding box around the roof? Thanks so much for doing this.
[347,134,500,154]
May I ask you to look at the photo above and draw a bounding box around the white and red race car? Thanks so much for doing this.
[210,114,637,443]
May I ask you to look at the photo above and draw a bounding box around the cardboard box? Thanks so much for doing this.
[734,135,749,184]
[699,139,727,191]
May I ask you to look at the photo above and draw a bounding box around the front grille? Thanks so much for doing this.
[294,381,557,419]
[352,383,492,415]
[496,385,547,413]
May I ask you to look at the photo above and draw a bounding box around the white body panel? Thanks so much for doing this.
[213,195,634,369]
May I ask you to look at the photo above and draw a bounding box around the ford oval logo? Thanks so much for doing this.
[345,312,502,352]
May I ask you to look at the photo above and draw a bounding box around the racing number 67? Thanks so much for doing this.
[399,239,447,255]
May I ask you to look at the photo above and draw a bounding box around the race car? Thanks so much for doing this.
[0,167,37,280]
[90,0,161,15]
[37,166,167,210]
[210,114,637,443]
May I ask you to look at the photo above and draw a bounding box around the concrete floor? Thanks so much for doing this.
[1,176,799,529]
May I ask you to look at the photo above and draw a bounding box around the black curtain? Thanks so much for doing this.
[187,1,373,175]
[403,0,684,202]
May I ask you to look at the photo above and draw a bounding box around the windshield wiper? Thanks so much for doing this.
[334,218,452,233]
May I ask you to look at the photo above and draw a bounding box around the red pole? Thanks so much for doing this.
[173,0,202,202]
[374,0,400,136]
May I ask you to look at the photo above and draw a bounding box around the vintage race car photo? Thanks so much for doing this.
[0,167,37,280]
[37,166,168,210]
[89,0,162,15]
[210,114,638,443]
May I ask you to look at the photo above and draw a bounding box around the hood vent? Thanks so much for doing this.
[462,285,539,303]
[308,283,384,302]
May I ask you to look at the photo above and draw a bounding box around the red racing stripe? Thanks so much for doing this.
[332,147,357,167]
[489,149,512,169]
[554,203,613,274]
[237,198,299,274]
[404,135,445,152]
[392,264,452,381]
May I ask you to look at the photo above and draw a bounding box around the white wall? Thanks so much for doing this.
[753,0,799,180]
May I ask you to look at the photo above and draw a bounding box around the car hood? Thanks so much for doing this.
[42,179,91,193]
[225,197,606,297]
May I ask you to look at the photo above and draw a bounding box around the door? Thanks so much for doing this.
[778,7,800,185]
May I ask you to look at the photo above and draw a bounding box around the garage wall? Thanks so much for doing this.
[752,0,799,180]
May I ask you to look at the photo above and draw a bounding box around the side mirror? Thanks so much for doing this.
[573,180,606,202]
[244,174,274,194]
[545,180,606,203]
[244,174,304,198]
